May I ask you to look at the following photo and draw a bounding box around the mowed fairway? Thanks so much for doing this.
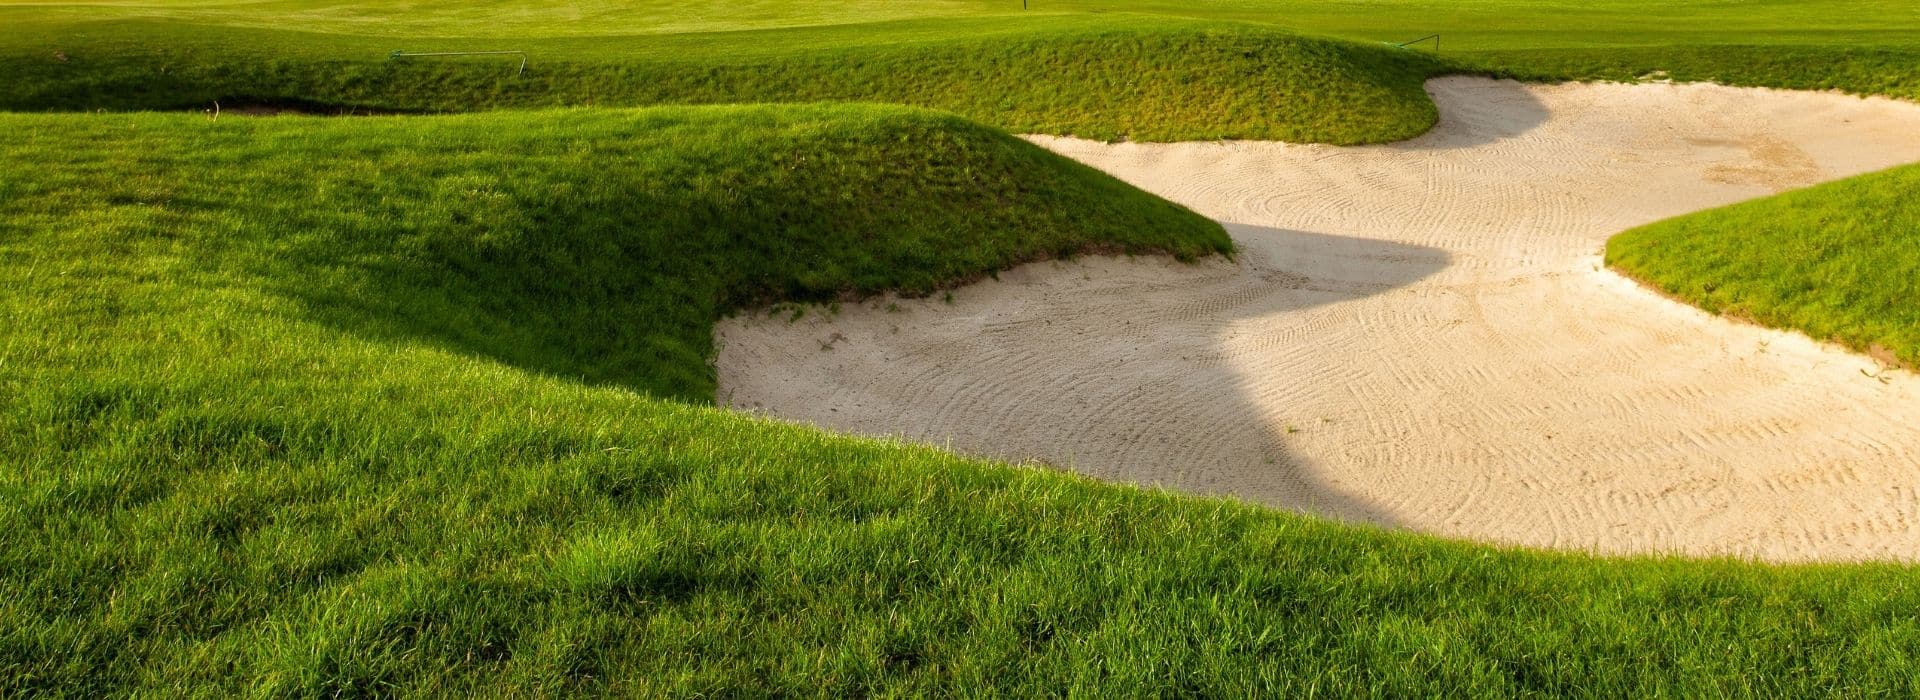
[11,0,1920,695]
[720,77,1920,561]
[6,0,1920,138]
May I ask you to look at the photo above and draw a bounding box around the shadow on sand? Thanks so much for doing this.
[1144,223,1451,528]
[1388,77,1551,151]
[721,223,1451,531]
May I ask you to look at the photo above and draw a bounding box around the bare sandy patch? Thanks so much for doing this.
[717,77,1920,562]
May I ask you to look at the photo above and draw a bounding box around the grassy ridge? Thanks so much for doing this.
[0,18,1444,143]
[8,108,1920,696]
[1608,163,1920,369]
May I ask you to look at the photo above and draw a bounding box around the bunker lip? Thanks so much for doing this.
[716,76,1920,563]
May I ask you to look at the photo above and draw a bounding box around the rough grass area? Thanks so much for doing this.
[1607,163,1920,370]
[6,106,1920,697]
[0,18,1444,144]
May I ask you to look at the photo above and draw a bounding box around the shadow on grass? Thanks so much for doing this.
[264,183,724,401]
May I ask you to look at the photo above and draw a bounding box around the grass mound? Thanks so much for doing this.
[0,105,1225,400]
[6,101,1920,697]
[1608,163,1920,369]
[0,18,1444,143]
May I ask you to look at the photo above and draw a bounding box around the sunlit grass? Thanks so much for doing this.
[1609,163,1920,369]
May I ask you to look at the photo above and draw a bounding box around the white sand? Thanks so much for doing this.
[716,77,1920,562]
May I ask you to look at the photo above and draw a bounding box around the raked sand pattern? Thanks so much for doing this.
[717,77,1920,562]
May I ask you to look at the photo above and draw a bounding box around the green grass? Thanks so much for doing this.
[0,17,1446,143]
[11,0,1919,44]
[8,106,1920,696]
[8,0,1920,142]
[1608,163,1920,370]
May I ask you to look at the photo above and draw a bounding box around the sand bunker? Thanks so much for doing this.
[717,77,1920,562]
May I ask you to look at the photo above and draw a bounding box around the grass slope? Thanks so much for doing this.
[1608,163,1920,369]
[7,106,1920,696]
